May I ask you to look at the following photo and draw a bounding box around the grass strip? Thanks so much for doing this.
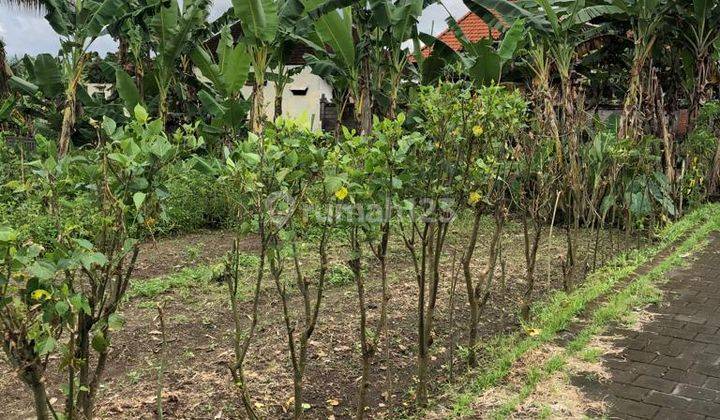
[445,203,719,417]
[491,209,720,419]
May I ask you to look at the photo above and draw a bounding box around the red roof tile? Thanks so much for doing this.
[419,12,500,58]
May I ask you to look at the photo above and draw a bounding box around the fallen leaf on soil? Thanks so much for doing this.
[525,327,542,336]
[327,399,340,406]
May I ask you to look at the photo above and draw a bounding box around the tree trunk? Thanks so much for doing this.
[359,55,373,136]
[22,365,50,420]
[349,227,372,419]
[293,369,304,419]
[619,36,655,142]
[689,55,711,128]
[0,39,10,98]
[59,56,87,157]
[274,88,283,121]
[520,216,542,322]
[58,87,77,157]
[462,209,482,367]
[709,141,720,198]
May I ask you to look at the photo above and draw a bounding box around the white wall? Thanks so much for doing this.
[240,65,333,131]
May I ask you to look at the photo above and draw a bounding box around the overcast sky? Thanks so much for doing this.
[0,0,469,58]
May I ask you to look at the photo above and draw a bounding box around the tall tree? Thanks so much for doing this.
[678,0,720,125]
[37,0,129,155]
[0,38,10,98]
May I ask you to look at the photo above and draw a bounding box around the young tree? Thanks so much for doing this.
[336,115,409,418]
[396,83,462,407]
[454,85,526,365]
[0,105,198,419]
[265,120,333,419]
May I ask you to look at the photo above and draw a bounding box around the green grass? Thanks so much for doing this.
[488,206,720,419]
[127,264,222,299]
[439,203,720,417]
[126,251,259,300]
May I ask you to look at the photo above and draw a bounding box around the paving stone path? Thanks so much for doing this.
[580,233,720,419]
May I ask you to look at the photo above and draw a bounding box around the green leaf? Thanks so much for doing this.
[133,192,147,210]
[134,104,149,123]
[573,5,623,25]
[55,301,70,316]
[80,252,108,270]
[108,313,125,331]
[33,54,64,98]
[83,0,128,38]
[91,331,109,353]
[232,0,279,43]
[241,152,261,165]
[108,153,132,166]
[0,227,18,243]
[29,261,56,281]
[221,43,251,94]
[497,19,525,62]
[102,116,117,136]
[115,68,142,111]
[198,90,228,118]
[70,294,91,315]
[8,76,39,95]
[42,0,73,35]
[37,337,56,356]
[324,175,343,193]
[191,46,223,89]
[315,8,355,69]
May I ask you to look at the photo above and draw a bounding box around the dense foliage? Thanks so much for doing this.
[0,0,719,418]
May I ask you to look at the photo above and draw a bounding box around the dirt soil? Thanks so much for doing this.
[133,230,239,279]
[0,221,634,419]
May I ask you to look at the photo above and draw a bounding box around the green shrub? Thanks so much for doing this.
[154,161,242,235]
[326,264,354,287]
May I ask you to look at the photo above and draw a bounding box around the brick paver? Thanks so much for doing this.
[587,233,720,419]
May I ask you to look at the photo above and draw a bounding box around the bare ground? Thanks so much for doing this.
[0,220,634,419]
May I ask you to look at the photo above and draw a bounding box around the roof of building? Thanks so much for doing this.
[419,11,501,58]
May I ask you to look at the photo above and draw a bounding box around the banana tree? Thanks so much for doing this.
[0,39,9,99]
[230,0,279,134]
[678,0,720,125]
[444,14,527,85]
[39,0,129,156]
[301,2,360,133]
[371,0,423,119]
[612,0,670,141]
[108,0,164,106]
[146,0,210,125]
[301,0,423,133]
[190,25,251,145]
[7,54,68,135]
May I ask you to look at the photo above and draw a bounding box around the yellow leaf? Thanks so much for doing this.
[472,125,484,136]
[31,289,51,301]
[468,192,481,205]
[525,327,542,337]
[327,399,340,406]
[335,186,348,201]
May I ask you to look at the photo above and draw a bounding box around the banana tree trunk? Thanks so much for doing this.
[689,54,712,129]
[59,84,78,156]
[250,79,265,134]
[59,57,87,157]
[619,36,655,142]
[709,141,720,197]
[274,89,282,121]
[358,55,373,136]
[0,39,9,98]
